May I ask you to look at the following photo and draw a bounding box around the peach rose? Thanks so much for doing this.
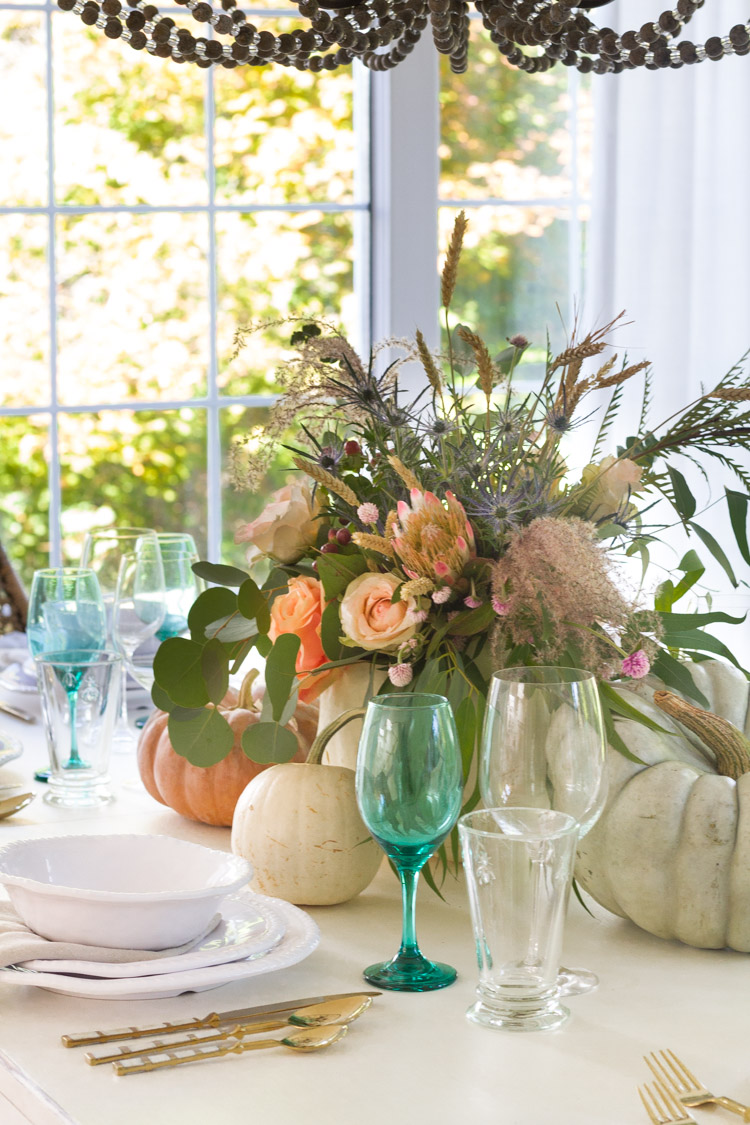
[269,575,331,701]
[340,572,417,652]
[235,482,321,565]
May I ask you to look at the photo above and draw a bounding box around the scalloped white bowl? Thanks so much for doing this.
[0,834,252,950]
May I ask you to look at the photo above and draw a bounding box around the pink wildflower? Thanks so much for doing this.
[492,597,510,616]
[464,595,482,609]
[357,502,379,525]
[508,333,529,349]
[388,663,413,687]
[621,650,650,679]
[408,609,428,623]
[431,587,451,604]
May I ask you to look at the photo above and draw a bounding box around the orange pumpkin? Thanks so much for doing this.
[137,676,318,827]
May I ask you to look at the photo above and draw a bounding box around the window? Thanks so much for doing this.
[1,18,591,588]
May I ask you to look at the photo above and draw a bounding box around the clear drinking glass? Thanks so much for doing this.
[81,527,158,750]
[459,807,579,1032]
[27,568,108,774]
[355,693,463,992]
[155,532,203,642]
[480,667,607,996]
[37,650,121,807]
[112,535,166,692]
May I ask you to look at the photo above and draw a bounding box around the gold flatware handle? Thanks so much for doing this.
[0,700,34,722]
[85,1021,287,1066]
[62,991,379,1048]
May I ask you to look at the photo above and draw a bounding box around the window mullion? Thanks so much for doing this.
[45,5,62,567]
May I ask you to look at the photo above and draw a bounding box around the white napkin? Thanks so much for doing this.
[0,903,220,968]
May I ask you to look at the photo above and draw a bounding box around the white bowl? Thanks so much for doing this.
[0,834,252,950]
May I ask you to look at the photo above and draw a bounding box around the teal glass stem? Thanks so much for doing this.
[356,693,463,992]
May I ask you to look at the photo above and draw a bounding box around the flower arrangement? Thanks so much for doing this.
[153,213,750,804]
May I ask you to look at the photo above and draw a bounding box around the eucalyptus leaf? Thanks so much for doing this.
[201,638,229,705]
[151,681,176,713]
[188,587,238,644]
[153,637,209,708]
[264,633,301,723]
[202,613,259,643]
[167,705,235,766]
[241,721,300,765]
[192,561,250,587]
[237,578,272,634]
[320,600,346,662]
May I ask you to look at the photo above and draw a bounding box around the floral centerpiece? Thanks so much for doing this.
[152,213,750,864]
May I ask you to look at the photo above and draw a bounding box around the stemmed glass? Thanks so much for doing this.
[27,568,108,770]
[112,534,166,692]
[81,527,158,749]
[155,533,203,642]
[479,666,608,996]
[355,693,463,992]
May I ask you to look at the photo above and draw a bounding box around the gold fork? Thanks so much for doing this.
[638,1079,697,1125]
[645,1049,750,1121]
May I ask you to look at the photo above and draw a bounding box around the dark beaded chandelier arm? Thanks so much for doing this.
[53,0,750,75]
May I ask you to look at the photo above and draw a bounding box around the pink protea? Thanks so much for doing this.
[621,650,650,679]
[388,663,413,687]
[390,488,476,584]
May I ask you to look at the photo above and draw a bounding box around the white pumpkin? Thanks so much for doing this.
[231,709,382,906]
[576,659,750,951]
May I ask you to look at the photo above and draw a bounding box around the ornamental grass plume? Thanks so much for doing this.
[491,516,654,678]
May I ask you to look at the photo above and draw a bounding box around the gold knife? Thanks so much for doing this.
[0,700,34,723]
[61,991,381,1048]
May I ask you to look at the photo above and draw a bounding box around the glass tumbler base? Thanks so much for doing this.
[364,955,457,992]
[44,776,113,809]
[466,995,570,1032]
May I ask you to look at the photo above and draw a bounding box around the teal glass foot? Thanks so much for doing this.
[364,951,457,992]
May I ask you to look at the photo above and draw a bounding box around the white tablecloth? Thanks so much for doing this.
[0,687,748,1125]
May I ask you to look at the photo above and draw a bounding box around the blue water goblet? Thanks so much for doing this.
[355,693,463,992]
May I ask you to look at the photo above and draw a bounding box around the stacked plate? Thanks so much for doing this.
[0,891,320,1000]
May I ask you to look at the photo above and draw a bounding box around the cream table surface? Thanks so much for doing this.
[0,692,748,1125]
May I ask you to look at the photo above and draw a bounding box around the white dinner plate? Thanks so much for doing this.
[22,892,287,979]
[0,661,36,694]
[0,897,319,999]
[0,734,23,768]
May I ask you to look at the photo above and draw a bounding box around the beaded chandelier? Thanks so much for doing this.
[54,0,750,75]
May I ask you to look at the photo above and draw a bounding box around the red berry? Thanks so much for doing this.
[336,528,352,545]
[311,560,318,570]
[327,528,338,541]
[344,440,360,456]
[320,542,339,554]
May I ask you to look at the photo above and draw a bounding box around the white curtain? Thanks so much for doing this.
[585,0,750,593]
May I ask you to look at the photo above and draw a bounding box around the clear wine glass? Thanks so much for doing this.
[355,693,463,992]
[479,666,608,997]
[155,532,203,642]
[27,568,108,770]
[81,527,157,750]
[112,535,166,693]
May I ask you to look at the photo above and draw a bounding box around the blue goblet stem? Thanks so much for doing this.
[65,683,85,769]
[398,864,421,959]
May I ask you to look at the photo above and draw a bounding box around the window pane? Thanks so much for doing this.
[0,215,49,406]
[440,28,573,201]
[53,17,207,207]
[214,40,355,205]
[439,204,573,371]
[0,414,50,584]
[59,408,208,561]
[0,12,47,206]
[55,213,209,405]
[216,211,355,395]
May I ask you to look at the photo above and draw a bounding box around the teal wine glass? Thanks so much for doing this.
[355,693,463,992]
[27,568,108,770]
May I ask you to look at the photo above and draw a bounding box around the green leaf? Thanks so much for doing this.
[446,602,495,637]
[726,489,750,567]
[201,614,258,644]
[689,522,737,588]
[201,638,229,705]
[188,587,238,643]
[256,634,273,658]
[241,721,300,765]
[598,687,645,764]
[167,706,234,766]
[237,578,271,634]
[455,694,477,784]
[192,561,250,587]
[150,681,176,713]
[264,633,301,723]
[651,651,709,706]
[667,465,696,519]
[660,628,744,669]
[656,611,745,631]
[316,553,367,601]
[599,681,673,735]
[320,600,345,662]
[153,637,209,708]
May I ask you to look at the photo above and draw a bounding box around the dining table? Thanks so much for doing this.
[0,676,749,1125]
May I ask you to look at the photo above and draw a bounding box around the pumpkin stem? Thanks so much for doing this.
[306,708,367,766]
[237,668,260,711]
[653,690,750,780]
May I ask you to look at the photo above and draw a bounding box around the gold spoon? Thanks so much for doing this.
[87,995,373,1066]
[0,792,35,820]
[113,1024,348,1076]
